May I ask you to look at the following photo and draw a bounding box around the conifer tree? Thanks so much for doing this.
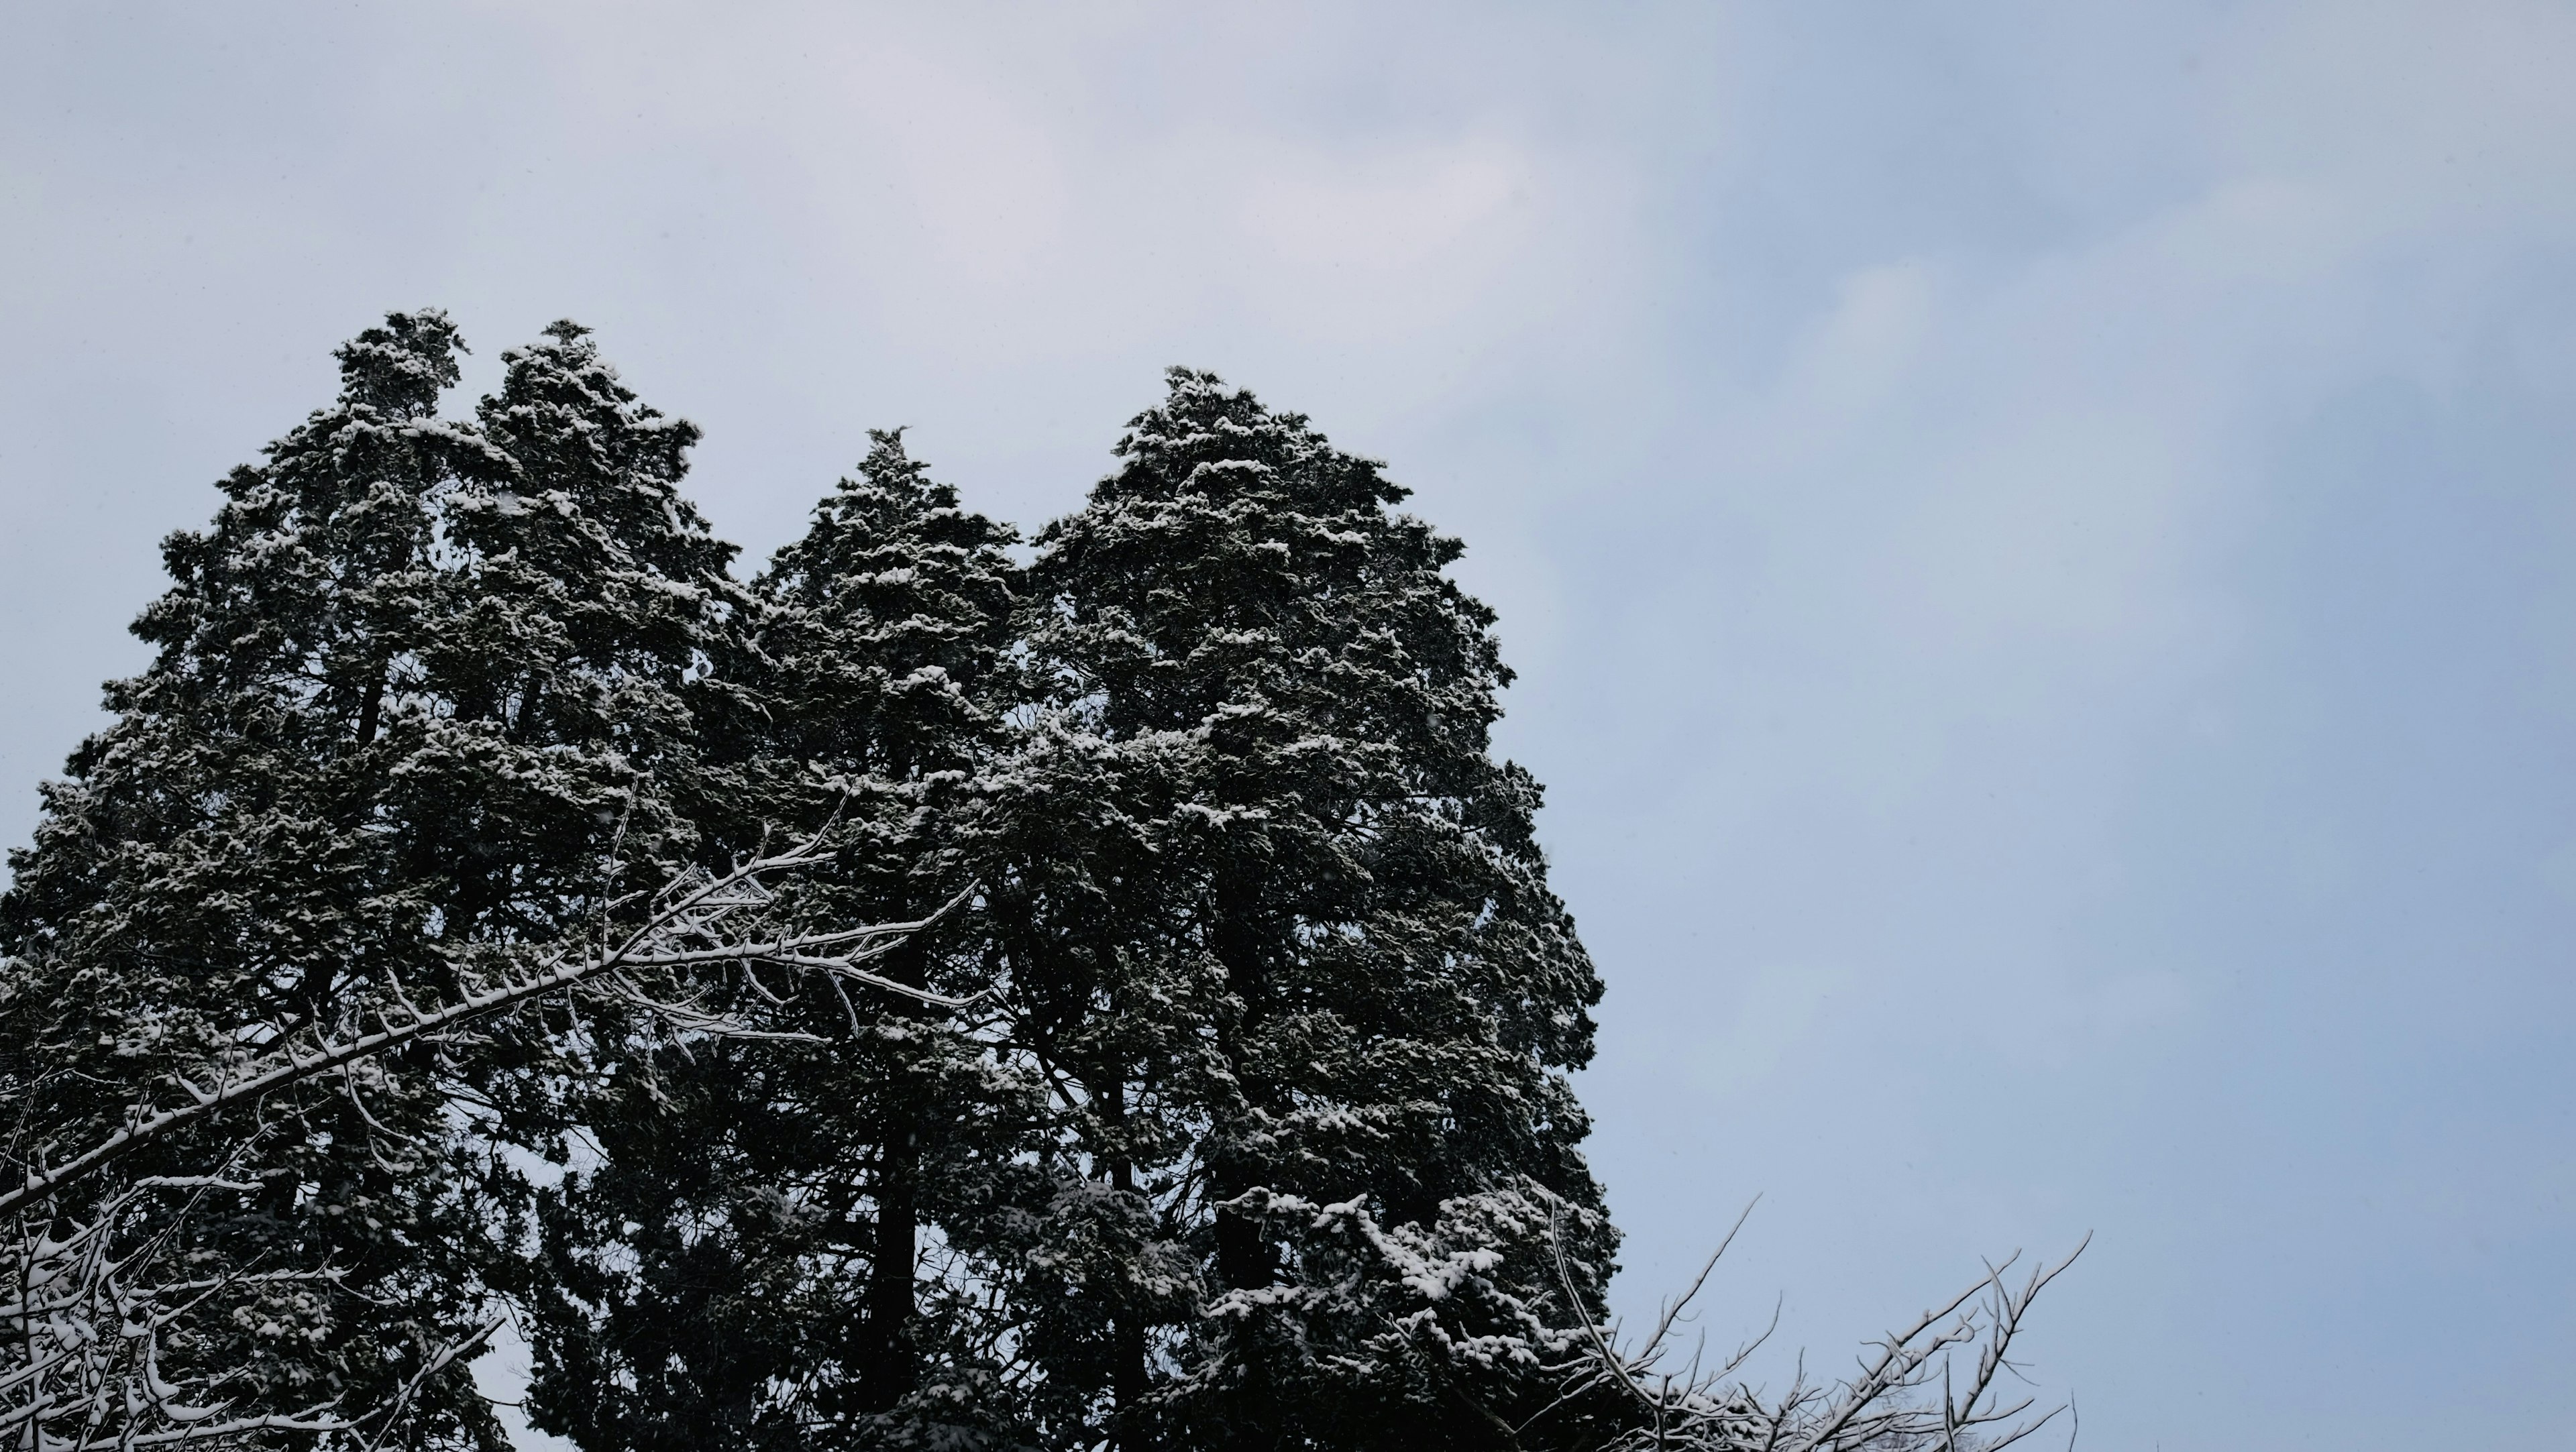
[6,326,1635,1451]
[523,431,1040,1451]
[0,311,513,1448]
[408,319,740,996]
[993,370,1618,1449]
[397,319,767,1441]
[3,314,753,1450]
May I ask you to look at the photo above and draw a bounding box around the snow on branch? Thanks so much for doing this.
[3,820,979,1449]
[0,822,980,1221]
[1,1162,502,1452]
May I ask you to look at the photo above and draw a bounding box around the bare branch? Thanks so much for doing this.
[1538,1205,2084,1452]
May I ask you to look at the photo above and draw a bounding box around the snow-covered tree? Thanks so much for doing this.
[988,369,1618,1449]
[523,431,1042,1451]
[411,317,741,1025]
[1,314,753,1451]
[3,800,991,1452]
[9,319,2077,1452]
[0,311,514,1449]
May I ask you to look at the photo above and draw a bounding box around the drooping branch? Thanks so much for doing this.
[0,828,980,1221]
[2,1164,502,1452]
[3,826,983,1449]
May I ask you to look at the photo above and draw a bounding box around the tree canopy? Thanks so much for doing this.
[2,315,1618,1452]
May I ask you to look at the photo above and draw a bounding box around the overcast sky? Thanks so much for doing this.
[7,3,2575,1448]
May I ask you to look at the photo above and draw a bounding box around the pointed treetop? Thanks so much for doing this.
[331,309,464,418]
[1102,366,1409,514]
[486,317,702,459]
[852,426,934,495]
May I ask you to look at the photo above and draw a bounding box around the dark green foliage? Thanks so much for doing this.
[985,369,1617,1449]
[2,313,748,1449]
[413,319,739,979]
[4,327,1619,1452]
[1,311,513,1448]
[523,431,1045,1451]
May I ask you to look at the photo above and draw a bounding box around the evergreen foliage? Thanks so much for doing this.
[419,317,739,988]
[1,311,513,1448]
[523,431,1040,1451]
[3,322,1621,1452]
[987,370,1615,1450]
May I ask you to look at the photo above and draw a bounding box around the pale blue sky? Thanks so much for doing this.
[6,4,2573,1448]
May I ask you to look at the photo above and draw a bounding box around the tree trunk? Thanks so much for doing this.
[1111,1146,1151,1451]
[857,936,931,1412]
[857,1113,920,1412]
[1210,893,1275,1296]
[1207,892,1280,1446]
[354,657,386,748]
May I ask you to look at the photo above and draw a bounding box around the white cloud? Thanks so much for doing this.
[1240,145,1525,270]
